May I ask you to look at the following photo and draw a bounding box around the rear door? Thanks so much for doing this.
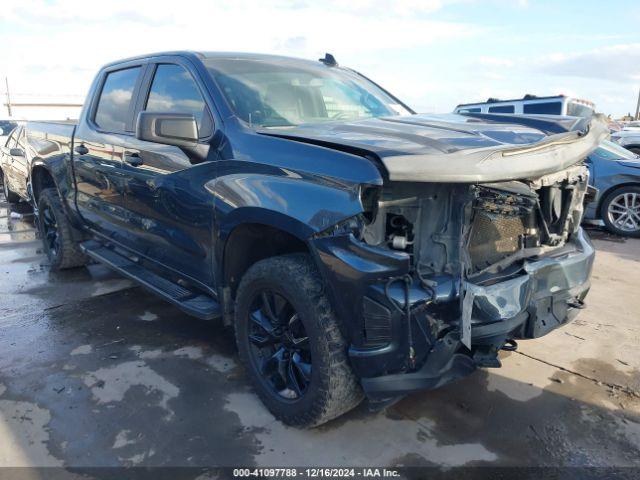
[115,59,218,287]
[73,62,147,239]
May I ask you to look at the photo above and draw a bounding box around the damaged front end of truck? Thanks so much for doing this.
[311,114,608,404]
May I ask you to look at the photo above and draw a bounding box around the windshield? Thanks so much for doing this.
[204,57,411,128]
[596,140,639,160]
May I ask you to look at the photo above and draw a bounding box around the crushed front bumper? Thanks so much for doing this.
[314,228,595,400]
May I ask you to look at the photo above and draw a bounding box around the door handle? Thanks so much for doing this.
[124,153,143,167]
[74,144,89,155]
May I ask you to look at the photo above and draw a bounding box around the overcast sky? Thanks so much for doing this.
[1,0,639,118]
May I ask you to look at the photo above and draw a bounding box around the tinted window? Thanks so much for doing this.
[488,105,514,113]
[462,108,481,113]
[94,67,141,132]
[523,102,562,115]
[146,64,209,136]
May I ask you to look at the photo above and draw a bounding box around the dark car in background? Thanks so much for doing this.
[0,124,29,203]
[0,120,18,137]
[584,140,640,237]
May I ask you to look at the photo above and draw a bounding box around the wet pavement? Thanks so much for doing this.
[0,193,638,474]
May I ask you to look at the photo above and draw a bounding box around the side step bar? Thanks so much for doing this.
[80,240,221,320]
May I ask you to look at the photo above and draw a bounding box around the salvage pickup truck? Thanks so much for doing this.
[0,51,607,427]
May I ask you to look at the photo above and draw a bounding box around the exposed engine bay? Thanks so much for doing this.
[361,164,589,281]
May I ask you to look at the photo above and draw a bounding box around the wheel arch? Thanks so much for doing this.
[221,220,311,300]
[30,164,57,204]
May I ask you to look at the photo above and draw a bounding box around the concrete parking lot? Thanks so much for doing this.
[0,192,638,474]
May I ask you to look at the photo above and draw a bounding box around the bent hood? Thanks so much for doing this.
[258,113,609,183]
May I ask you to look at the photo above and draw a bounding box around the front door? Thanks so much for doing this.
[116,62,218,288]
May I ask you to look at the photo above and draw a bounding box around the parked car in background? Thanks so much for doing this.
[584,140,640,237]
[610,128,640,155]
[0,119,19,144]
[454,94,595,117]
[0,51,608,427]
[0,123,29,203]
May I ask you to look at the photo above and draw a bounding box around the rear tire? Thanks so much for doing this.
[234,253,363,427]
[37,188,88,269]
[600,185,640,237]
[628,146,640,156]
[1,169,21,204]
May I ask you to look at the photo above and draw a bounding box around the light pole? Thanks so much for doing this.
[5,77,11,117]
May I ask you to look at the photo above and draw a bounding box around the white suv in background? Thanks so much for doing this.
[454,94,595,117]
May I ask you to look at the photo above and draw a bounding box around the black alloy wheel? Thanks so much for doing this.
[40,200,61,259]
[234,254,363,427]
[36,188,88,270]
[247,289,312,400]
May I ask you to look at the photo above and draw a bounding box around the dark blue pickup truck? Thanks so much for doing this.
[0,51,608,427]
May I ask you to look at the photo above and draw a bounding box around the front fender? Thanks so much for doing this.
[310,234,410,344]
[212,162,368,241]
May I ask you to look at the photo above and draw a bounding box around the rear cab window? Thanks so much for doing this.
[94,67,142,133]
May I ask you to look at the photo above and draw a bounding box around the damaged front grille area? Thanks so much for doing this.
[359,165,589,281]
[468,187,537,272]
[467,166,589,274]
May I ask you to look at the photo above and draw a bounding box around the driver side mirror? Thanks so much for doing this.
[9,148,25,157]
[136,112,198,147]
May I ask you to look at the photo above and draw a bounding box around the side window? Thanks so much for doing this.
[523,102,562,115]
[94,67,141,133]
[488,105,514,113]
[460,108,481,113]
[146,64,211,137]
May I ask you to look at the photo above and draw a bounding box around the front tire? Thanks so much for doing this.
[234,254,363,428]
[37,188,88,269]
[600,185,640,237]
